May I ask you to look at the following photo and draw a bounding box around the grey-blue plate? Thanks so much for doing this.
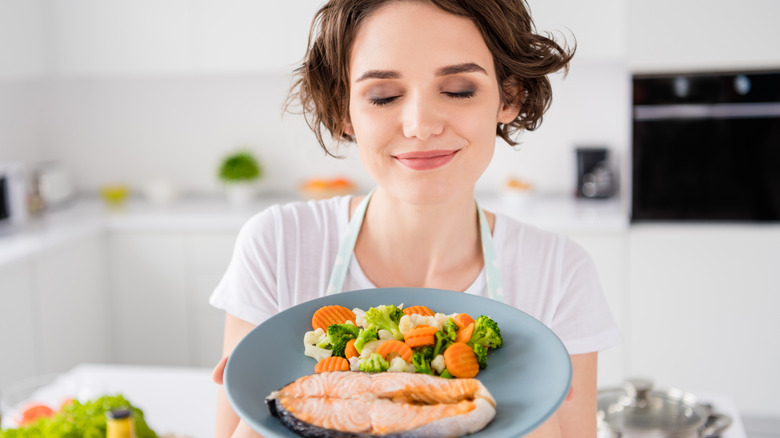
[224,287,572,437]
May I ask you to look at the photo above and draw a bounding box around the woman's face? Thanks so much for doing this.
[347,1,520,206]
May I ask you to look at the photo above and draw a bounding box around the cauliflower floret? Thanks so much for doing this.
[398,314,414,334]
[303,328,327,345]
[431,354,446,374]
[348,356,361,371]
[387,357,409,372]
[303,328,332,361]
[434,312,457,327]
[353,308,367,328]
[377,329,395,341]
[304,344,332,362]
[359,339,383,358]
[410,314,443,330]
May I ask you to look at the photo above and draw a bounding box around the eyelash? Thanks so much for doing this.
[369,96,400,106]
[444,90,475,99]
[368,90,476,106]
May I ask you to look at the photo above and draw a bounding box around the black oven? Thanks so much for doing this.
[631,70,780,222]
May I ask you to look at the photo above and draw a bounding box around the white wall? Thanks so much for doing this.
[20,61,628,198]
[0,81,46,165]
[0,0,630,200]
[629,0,780,73]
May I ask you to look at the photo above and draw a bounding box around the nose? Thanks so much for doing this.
[401,92,444,141]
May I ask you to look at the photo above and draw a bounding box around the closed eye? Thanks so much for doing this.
[370,95,401,106]
[443,90,475,99]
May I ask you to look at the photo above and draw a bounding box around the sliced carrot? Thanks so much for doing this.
[344,338,359,359]
[453,313,475,330]
[375,339,413,362]
[443,342,479,378]
[311,305,356,331]
[402,305,435,317]
[314,356,350,373]
[405,334,435,348]
[403,325,438,341]
[455,322,475,344]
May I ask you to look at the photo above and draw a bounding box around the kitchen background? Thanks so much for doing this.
[1,0,779,437]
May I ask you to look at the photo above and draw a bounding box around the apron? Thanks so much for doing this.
[325,191,505,303]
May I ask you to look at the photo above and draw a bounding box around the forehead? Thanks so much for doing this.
[348,1,496,79]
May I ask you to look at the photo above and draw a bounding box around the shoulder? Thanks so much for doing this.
[241,196,351,235]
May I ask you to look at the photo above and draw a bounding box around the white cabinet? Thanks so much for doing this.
[108,232,190,365]
[184,232,236,368]
[107,230,237,367]
[194,0,322,74]
[32,235,110,374]
[0,260,38,389]
[0,234,108,389]
[0,0,47,80]
[628,225,780,416]
[530,0,627,62]
[628,0,780,72]
[50,0,195,75]
[46,0,323,76]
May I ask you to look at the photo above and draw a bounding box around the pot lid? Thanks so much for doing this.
[598,379,708,434]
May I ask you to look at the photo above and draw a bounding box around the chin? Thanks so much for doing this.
[390,180,473,207]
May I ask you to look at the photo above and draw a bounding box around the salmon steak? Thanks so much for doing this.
[266,371,497,437]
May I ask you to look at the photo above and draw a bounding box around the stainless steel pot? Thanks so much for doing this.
[597,379,732,438]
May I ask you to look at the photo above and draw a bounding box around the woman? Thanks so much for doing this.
[211,0,620,437]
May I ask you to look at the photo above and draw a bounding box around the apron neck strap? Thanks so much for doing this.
[326,190,503,302]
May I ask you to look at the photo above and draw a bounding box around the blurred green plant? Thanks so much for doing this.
[218,150,262,183]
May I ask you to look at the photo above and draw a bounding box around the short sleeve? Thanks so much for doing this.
[550,238,622,355]
[209,206,281,325]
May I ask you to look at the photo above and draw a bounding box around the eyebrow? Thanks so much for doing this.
[354,62,488,82]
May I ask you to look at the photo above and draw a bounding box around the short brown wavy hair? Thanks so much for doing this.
[287,0,574,156]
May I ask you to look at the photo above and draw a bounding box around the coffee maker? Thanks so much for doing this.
[576,147,615,199]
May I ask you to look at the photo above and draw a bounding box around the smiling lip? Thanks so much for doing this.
[393,150,459,171]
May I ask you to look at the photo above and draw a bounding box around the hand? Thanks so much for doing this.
[213,355,229,385]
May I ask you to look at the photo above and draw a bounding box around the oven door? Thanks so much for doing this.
[631,71,780,222]
[632,112,780,221]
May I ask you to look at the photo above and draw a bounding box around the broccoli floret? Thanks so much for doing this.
[364,305,405,340]
[473,343,488,369]
[439,369,454,379]
[432,321,457,357]
[467,315,503,349]
[327,323,361,358]
[354,326,379,353]
[442,318,459,338]
[411,350,434,375]
[359,353,390,373]
[415,345,434,361]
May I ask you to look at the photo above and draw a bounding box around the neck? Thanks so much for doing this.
[353,187,484,289]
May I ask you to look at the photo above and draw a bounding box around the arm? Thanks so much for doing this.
[558,352,598,436]
[214,312,264,438]
[523,352,598,437]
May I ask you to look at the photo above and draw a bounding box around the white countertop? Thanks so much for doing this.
[0,363,216,437]
[0,193,628,268]
[1,363,746,438]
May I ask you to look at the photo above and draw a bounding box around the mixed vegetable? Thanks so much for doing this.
[0,394,157,438]
[303,303,503,378]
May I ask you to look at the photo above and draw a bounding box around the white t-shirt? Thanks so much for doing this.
[209,196,620,355]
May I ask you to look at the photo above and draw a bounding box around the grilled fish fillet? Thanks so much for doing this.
[266,371,496,437]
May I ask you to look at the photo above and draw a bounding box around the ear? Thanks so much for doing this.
[342,119,354,136]
[497,82,522,124]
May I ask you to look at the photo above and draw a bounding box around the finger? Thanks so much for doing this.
[213,355,229,385]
